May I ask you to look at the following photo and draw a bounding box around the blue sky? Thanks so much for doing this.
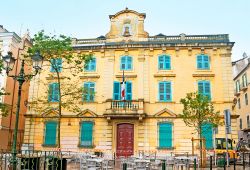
[1,0,249,61]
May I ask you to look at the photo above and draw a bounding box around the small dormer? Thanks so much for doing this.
[106,8,149,42]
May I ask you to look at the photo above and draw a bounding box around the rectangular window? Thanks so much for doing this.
[158,55,171,70]
[120,56,132,70]
[236,80,240,93]
[113,81,132,100]
[44,122,57,146]
[247,116,250,128]
[159,81,172,102]
[85,58,96,71]
[242,74,248,87]
[48,83,59,102]
[83,82,95,102]
[158,122,173,148]
[245,93,248,105]
[50,58,62,72]
[197,55,210,70]
[238,98,241,109]
[198,81,211,100]
[80,121,93,147]
[240,118,242,129]
[201,123,213,149]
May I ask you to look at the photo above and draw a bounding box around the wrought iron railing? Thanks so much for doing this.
[105,99,144,115]
[0,150,72,170]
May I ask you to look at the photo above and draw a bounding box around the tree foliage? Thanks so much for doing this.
[27,30,92,148]
[180,92,221,131]
[180,92,221,167]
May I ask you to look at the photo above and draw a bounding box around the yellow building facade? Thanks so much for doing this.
[23,9,237,157]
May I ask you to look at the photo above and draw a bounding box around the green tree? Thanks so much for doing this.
[27,30,92,148]
[180,92,221,166]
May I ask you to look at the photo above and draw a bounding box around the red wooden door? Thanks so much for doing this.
[116,123,134,157]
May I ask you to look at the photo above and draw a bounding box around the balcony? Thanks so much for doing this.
[234,89,240,96]
[240,83,248,91]
[104,99,145,119]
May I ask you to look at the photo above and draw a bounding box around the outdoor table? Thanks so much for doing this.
[174,156,190,169]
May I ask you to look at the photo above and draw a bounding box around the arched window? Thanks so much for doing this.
[120,56,132,70]
[158,55,171,70]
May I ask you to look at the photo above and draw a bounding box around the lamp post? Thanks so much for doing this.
[1,51,43,170]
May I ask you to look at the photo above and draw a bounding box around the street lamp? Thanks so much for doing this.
[1,51,43,170]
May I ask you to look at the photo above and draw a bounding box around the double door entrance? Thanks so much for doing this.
[116,123,134,157]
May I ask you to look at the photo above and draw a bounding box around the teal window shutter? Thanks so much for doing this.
[197,55,210,69]
[158,55,171,70]
[44,122,57,145]
[198,81,211,100]
[159,81,172,102]
[159,122,173,148]
[201,123,213,149]
[48,83,59,102]
[50,58,62,72]
[80,122,93,147]
[83,82,95,101]
[85,58,96,71]
[120,56,132,70]
[126,82,132,100]
[113,81,121,100]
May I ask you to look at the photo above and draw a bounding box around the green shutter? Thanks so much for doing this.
[83,82,95,101]
[126,82,132,100]
[85,58,96,71]
[159,82,165,101]
[48,83,59,102]
[159,122,172,148]
[44,122,57,145]
[81,122,93,146]
[113,81,121,100]
[197,55,203,69]
[165,56,171,69]
[198,81,211,100]
[159,81,171,102]
[201,123,213,149]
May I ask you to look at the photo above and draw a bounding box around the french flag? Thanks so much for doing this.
[121,70,126,100]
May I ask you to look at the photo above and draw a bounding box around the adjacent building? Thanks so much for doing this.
[232,53,250,142]
[0,25,32,150]
[23,9,237,157]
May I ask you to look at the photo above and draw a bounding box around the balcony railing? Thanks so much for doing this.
[105,99,144,115]
[240,83,248,91]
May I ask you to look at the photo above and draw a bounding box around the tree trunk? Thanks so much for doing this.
[199,127,203,167]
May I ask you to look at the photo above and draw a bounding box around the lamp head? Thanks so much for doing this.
[2,52,16,74]
[31,51,44,71]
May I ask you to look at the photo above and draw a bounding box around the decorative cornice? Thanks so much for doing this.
[192,74,215,77]
[116,74,137,78]
[154,74,176,78]
[79,75,100,79]
[45,76,67,80]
